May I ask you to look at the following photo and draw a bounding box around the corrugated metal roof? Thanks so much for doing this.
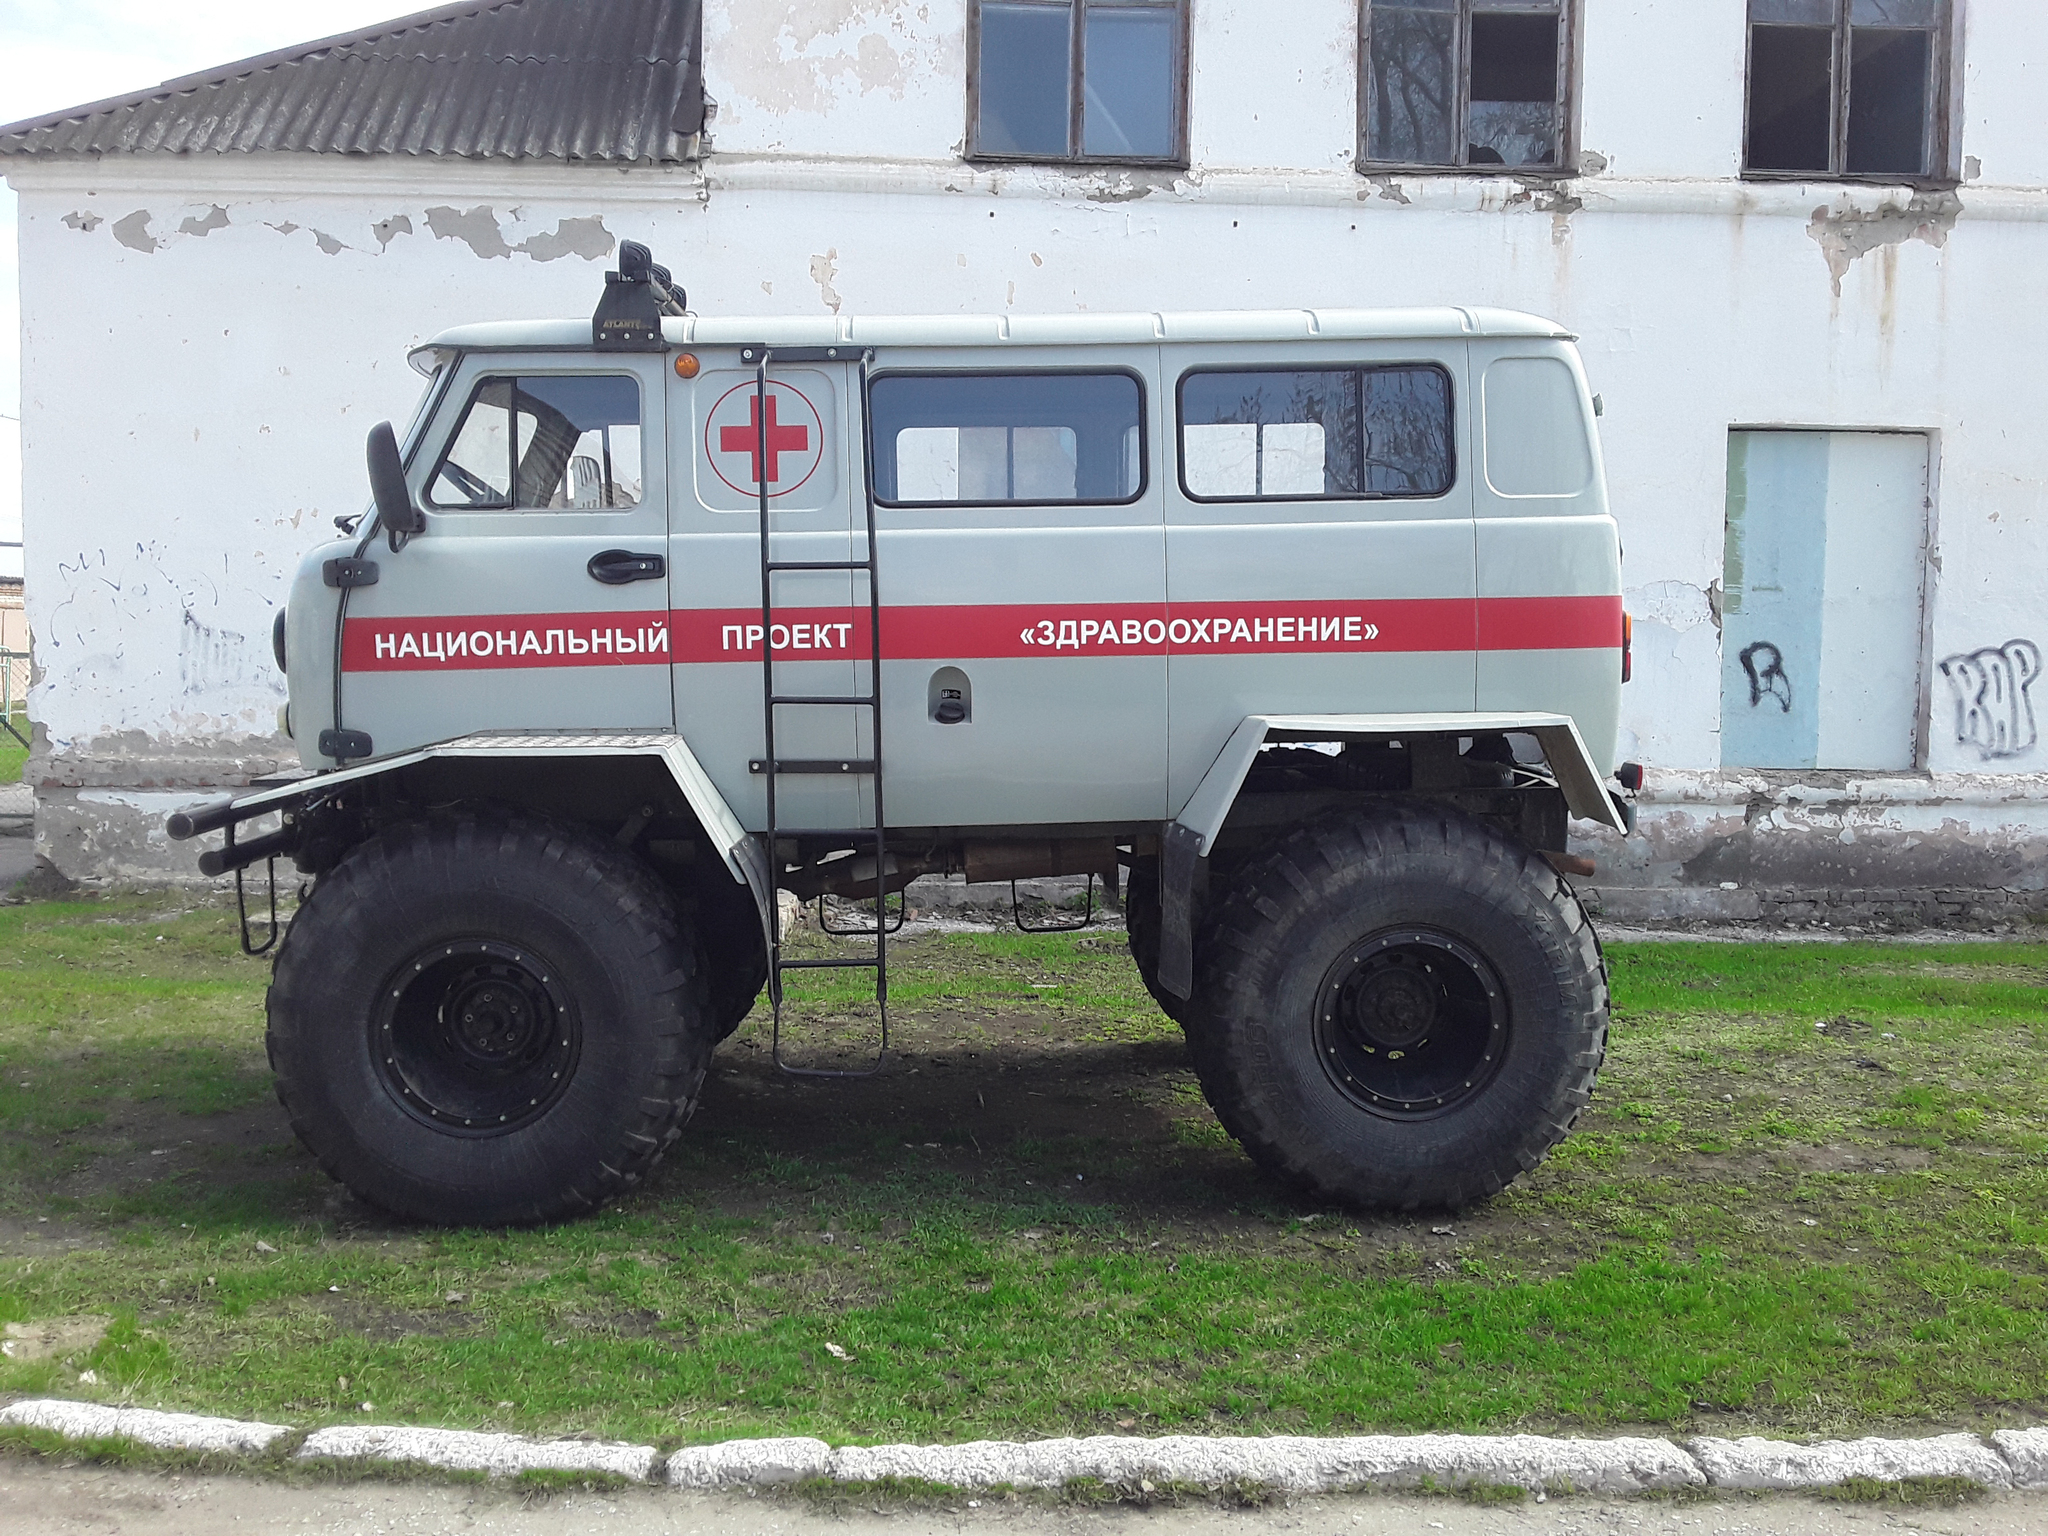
[0,0,704,162]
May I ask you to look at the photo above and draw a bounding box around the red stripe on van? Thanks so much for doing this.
[342,596,1619,672]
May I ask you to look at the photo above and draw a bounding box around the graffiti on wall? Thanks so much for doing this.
[1739,641,1792,712]
[1938,639,2041,760]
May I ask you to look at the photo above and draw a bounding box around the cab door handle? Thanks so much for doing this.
[587,549,666,585]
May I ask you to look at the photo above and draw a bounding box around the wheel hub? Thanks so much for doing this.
[1314,929,1508,1117]
[372,940,579,1136]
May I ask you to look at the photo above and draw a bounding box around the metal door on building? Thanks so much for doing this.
[341,354,674,756]
[1720,429,1930,771]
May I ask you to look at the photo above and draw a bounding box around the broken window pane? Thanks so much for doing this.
[1847,27,1930,174]
[1750,0,1832,21]
[1851,0,1938,24]
[1366,4,1457,165]
[1467,11,1560,167]
[1082,4,1177,158]
[1747,25,1834,172]
[978,2,1073,157]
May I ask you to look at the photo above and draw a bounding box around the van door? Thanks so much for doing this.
[1162,343,1477,810]
[665,355,862,835]
[864,355,1169,829]
[337,354,673,761]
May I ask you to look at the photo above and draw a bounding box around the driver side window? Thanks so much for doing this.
[427,374,643,510]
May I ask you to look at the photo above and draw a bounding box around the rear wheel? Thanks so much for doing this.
[266,815,715,1226]
[1184,804,1607,1210]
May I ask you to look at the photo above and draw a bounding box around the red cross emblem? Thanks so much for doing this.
[705,380,826,499]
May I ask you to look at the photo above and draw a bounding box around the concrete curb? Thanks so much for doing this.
[1688,1433,2013,1492]
[0,1399,291,1455]
[5,1400,2046,1497]
[296,1425,659,1481]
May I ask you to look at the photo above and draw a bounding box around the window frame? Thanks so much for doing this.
[1740,0,1958,187]
[423,371,647,514]
[1356,0,1582,179]
[1174,361,1459,506]
[866,365,1152,511]
[965,0,1192,168]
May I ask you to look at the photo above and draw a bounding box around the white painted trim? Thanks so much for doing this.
[6,153,2043,223]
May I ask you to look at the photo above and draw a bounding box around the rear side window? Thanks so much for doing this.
[428,375,643,510]
[869,372,1145,506]
[1481,357,1591,497]
[1178,365,1453,501]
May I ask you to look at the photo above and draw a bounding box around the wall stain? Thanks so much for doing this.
[1807,191,1960,298]
[111,211,157,253]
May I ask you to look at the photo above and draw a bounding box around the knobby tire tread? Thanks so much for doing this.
[266,812,714,1226]
[1184,802,1608,1211]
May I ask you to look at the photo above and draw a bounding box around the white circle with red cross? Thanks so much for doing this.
[704,380,826,499]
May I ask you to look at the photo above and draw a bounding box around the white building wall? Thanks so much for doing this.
[6,0,2046,896]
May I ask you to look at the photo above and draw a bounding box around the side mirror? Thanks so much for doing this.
[367,422,426,552]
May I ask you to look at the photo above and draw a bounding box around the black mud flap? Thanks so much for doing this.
[1158,821,1202,1000]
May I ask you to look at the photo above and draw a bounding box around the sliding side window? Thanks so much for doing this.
[869,372,1146,507]
[1179,366,1455,502]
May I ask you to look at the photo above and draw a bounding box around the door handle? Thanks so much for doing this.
[587,549,666,585]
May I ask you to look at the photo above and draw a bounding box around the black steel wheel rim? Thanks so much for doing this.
[372,939,580,1136]
[1314,928,1508,1118]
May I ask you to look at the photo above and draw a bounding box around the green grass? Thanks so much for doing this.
[0,894,2044,1451]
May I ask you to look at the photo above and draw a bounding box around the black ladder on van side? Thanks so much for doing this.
[746,345,890,1078]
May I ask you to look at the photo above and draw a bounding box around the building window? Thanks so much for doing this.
[1361,0,1576,173]
[1745,0,1953,181]
[969,0,1187,164]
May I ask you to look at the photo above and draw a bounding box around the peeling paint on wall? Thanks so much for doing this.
[313,231,348,256]
[715,1,923,115]
[372,214,414,250]
[424,204,514,260]
[516,216,616,263]
[1807,191,1960,297]
[810,247,843,311]
[177,206,229,238]
[61,210,102,232]
[110,211,157,253]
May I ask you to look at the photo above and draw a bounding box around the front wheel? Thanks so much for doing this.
[266,815,715,1226]
[1184,805,1607,1211]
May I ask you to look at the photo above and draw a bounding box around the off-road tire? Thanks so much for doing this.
[1184,804,1607,1210]
[1123,858,1188,1025]
[266,814,715,1226]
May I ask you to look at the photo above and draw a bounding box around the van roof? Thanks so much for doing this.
[414,306,1572,362]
